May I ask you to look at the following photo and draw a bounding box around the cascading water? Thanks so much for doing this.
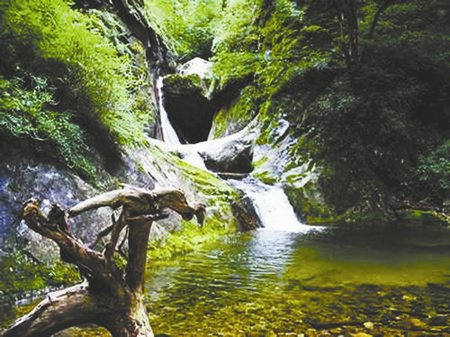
[156,76,207,169]
[156,67,312,232]
[156,77,181,145]
[229,177,314,232]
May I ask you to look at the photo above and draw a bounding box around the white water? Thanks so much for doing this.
[156,77,181,145]
[230,177,314,232]
[157,69,314,233]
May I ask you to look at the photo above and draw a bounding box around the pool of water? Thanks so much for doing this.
[144,223,450,336]
[1,222,449,336]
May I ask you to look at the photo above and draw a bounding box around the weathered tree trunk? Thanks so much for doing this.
[3,187,205,337]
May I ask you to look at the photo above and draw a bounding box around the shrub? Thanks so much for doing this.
[418,141,450,202]
[2,0,148,145]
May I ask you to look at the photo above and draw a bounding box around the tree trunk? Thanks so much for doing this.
[333,0,359,68]
[4,283,153,337]
[369,0,394,40]
[3,187,205,337]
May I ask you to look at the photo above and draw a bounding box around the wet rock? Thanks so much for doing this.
[329,327,344,334]
[231,194,262,231]
[396,316,427,331]
[0,160,112,258]
[162,73,214,144]
[204,142,253,173]
[177,57,212,79]
[349,333,372,337]
[427,314,448,326]
[208,86,259,140]
[184,123,258,174]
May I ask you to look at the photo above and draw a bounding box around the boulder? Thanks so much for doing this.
[231,194,262,230]
[161,57,216,144]
[161,74,214,143]
[182,123,259,174]
[204,143,253,173]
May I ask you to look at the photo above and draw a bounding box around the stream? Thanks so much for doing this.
[142,74,450,336]
[144,224,450,336]
[1,70,449,336]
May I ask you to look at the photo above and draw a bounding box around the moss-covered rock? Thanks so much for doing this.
[208,86,259,140]
[126,142,262,259]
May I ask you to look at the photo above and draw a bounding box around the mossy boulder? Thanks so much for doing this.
[208,86,259,140]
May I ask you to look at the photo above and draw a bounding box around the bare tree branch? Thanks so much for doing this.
[5,187,205,337]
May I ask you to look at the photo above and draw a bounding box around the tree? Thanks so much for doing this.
[3,187,205,337]
[333,0,360,67]
[368,0,396,39]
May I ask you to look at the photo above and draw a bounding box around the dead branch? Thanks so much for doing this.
[4,187,205,337]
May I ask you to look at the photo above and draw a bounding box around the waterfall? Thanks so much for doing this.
[156,77,181,145]
[156,69,313,233]
[230,177,314,232]
[156,76,207,170]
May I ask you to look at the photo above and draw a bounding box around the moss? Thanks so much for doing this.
[210,86,259,139]
[253,171,279,185]
[127,144,242,261]
[163,73,204,94]
[395,209,449,226]
[0,250,81,298]
[284,184,342,225]
[147,215,236,261]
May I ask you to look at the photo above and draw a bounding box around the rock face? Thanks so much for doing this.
[0,159,113,261]
[161,71,214,144]
[204,144,253,173]
[180,123,258,174]
[208,86,259,140]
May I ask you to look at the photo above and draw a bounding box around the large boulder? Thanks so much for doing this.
[0,159,113,261]
[162,74,213,143]
[181,123,259,174]
[161,58,215,144]
[231,194,262,230]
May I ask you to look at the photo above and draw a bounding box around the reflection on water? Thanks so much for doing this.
[145,223,450,336]
[1,223,449,336]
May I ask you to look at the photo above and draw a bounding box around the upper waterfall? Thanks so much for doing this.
[156,77,181,145]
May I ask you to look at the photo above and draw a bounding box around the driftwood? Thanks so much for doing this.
[4,187,205,337]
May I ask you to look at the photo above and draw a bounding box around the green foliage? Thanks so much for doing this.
[4,0,144,142]
[0,75,97,177]
[0,250,81,296]
[145,0,221,60]
[211,0,330,96]
[418,141,450,200]
[0,0,154,180]
[212,52,261,88]
[211,0,263,54]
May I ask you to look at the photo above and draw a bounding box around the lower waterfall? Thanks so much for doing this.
[156,75,311,232]
[229,177,313,232]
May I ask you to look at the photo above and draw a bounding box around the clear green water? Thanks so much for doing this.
[2,223,449,336]
[144,224,450,336]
